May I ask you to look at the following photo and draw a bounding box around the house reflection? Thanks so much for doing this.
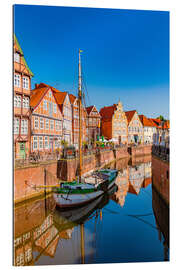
[13,196,75,266]
[111,156,152,207]
[112,168,129,207]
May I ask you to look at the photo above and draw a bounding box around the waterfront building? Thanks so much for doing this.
[150,118,170,147]
[14,35,34,159]
[30,84,63,152]
[125,110,143,144]
[100,101,128,144]
[86,105,101,144]
[69,94,87,149]
[139,114,157,144]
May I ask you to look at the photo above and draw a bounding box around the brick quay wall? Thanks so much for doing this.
[152,155,169,205]
[14,145,152,204]
[14,161,59,204]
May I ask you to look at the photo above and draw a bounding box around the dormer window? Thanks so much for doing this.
[14,52,20,63]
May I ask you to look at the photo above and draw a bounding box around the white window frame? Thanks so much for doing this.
[21,119,28,135]
[50,120,54,130]
[34,117,39,129]
[33,136,38,150]
[14,52,20,63]
[14,74,21,87]
[14,96,17,107]
[54,138,58,149]
[44,100,48,110]
[14,118,19,134]
[39,136,43,150]
[45,119,49,130]
[40,117,44,129]
[44,136,48,149]
[23,97,29,108]
[54,104,57,113]
[55,120,60,131]
[23,77,29,90]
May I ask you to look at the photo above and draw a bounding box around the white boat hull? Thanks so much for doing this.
[53,190,104,208]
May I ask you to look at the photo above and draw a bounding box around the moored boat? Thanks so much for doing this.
[53,49,118,209]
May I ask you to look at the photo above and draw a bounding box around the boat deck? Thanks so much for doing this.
[83,173,108,186]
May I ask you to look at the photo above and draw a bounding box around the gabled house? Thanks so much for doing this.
[35,83,73,145]
[30,84,63,152]
[125,110,143,144]
[100,101,128,144]
[150,118,169,147]
[139,114,157,144]
[86,105,101,143]
[14,34,34,159]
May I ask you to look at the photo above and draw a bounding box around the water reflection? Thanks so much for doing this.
[14,155,169,265]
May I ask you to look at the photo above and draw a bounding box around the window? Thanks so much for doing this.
[14,74,20,87]
[50,120,54,130]
[14,118,19,134]
[21,119,28,134]
[49,137,53,149]
[33,136,38,150]
[23,97,29,108]
[54,138,59,148]
[44,136,48,149]
[49,91,52,98]
[14,52,20,63]
[40,118,44,129]
[54,104,57,113]
[44,100,47,110]
[14,95,18,107]
[49,102,53,116]
[34,117,39,129]
[55,120,61,131]
[23,77,29,90]
[45,119,49,130]
[39,136,43,149]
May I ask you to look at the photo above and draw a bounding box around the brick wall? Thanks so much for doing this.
[14,161,58,203]
[152,155,169,205]
[130,145,152,156]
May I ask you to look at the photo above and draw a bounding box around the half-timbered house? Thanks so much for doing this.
[14,34,33,159]
[85,105,101,143]
[30,85,63,152]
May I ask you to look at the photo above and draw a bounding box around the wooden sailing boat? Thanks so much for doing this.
[53,49,118,208]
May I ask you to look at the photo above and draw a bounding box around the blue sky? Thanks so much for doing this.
[14,5,169,119]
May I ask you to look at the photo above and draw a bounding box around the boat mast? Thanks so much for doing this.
[80,223,85,263]
[78,49,83,183]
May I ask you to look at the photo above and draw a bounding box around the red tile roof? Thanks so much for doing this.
[163,120,170,129]
[100,104,117,120]
[30,83,67,111]
[149,118,162,128]
[86,106,94,115]
[125,110,136,123]
[30,87,48,108]
[53,91,67,105]
[139,115,156,127]
[69,94,77,104]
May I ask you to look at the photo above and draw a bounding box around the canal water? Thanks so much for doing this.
[13,155,169,266]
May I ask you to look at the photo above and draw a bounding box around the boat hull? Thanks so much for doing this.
[53,190,104,209]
